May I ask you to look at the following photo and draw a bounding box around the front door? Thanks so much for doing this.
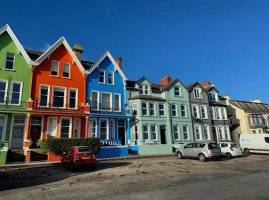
[160,126,166,144]
[118,120,125,145]
[212,127,217,142]
[73,118,81,138]
[30,116,42,148]
[10,115,26,149]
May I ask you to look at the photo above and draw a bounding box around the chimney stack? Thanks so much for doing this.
[73,43,84,61]
[251,98,261,103]
[116,56,122,70]
[160,76,172,85]
[201,80,211,89]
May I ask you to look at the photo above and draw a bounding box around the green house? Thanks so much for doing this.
[126,76,194,155]
[0,24,32,164]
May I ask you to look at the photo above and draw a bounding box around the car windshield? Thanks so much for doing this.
[231,144,238,148]
[208,143,219,148]
[77,147,92,153]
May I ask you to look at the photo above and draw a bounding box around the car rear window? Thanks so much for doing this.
[231,144,238,148]
[77,147,92,153]
[265,137,269,143]
[208,143,219,148]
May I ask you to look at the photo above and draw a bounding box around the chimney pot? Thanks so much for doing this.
[201,80,211,89]
[73,43,84,61]
[116,56,123,70]
[160,76,172,85]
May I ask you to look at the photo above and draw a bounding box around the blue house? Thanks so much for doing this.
[85,51,131,158]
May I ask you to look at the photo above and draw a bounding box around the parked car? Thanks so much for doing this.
[61,146,97,170]
[240,134,269,154]
[176,142,222,162]
[218,142,242,158]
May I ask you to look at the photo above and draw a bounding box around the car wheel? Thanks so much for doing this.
[226,153,232,159]
[244,148,250,155]
[177,152,183,159]
[198,154,206,162]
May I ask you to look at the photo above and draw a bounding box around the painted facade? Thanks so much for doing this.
[186,81,213,142]
[25,37,89,149]
[85,51,130,158]
[126,76,194,155]
[224,96,269,142]
[200,81,231,142]
[0,24,32,164]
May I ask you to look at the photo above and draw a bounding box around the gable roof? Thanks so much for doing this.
[86,50,127,81]
[186,81,199,89]
[0,24,32,65]
[137,76,152,84]
[205,86,219,93]
[230,100,269,114]
[34,37,86,75]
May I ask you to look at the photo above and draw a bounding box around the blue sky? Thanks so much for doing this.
[1,0,269,103]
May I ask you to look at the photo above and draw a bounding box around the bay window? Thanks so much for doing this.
[9,81,23,105]
[101,92,112,111]
[52,87,66,108]
[39,85,50,107]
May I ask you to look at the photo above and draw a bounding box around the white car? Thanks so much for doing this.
[218,142,242,158]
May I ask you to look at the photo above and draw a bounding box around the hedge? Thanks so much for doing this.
[40,138,101,155]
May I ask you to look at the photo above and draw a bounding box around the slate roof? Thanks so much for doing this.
[186,81,199,89]
[129,95,166,101]
[230,100,269,114]
[25,49,95,70]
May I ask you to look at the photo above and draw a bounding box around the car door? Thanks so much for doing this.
[183,143,193,157]
[191,143,200,157]
[221,143,228,155]
[65,148,74,166]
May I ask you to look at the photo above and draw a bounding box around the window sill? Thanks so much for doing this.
[108,84,115,86]
[50,75,60,78]
[98,82,106,84]
[8,104,21,106]
[38,105,49,108]
[62,77,71,80]
[2,69,15,72]
[68,107,78,110]
[51,106,66,109]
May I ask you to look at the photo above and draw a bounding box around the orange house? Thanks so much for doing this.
[24,37,90,148]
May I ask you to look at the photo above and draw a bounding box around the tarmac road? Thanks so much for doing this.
[1,154,269,200]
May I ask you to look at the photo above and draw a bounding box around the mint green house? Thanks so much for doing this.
[0,24,32,164]
[126,76,194,155]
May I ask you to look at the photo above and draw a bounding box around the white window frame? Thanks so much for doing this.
[91,91,100,111]
[88,118,97,137]
[193,88,202,99]
[172,104,178,117]
[142,102,148,116]
[0,80,8,105]
[139,85,148,95]
[51,60,59,77]
[47,117,58,138]
[68,88,78,109]
[99,119,109,139]
[59,117,72,138]
[209,92,218,102]
[194,124,203,140]
[133,125,138,141]
[63,63,71,78]
[149,103,155,116]
[209,107,215,120]
[38,84,50,108]
[159,104,165,116]
[132,103,138,116]
[114,93,121,112]
[221,108,227,120]
[143,125,149,140]
[9,81,23,106]
[0,114,8,141]
[151,125,157,140]
[108,71,114,85]
[101,92,112,112]
[5,53,15,71]
[173,125,180,140]
[201,105,208,119]
[224,126,230,140]
[52,86,67,109]
[218,126,223,140]
[215,107,221,120]
[174,86,181,97]
[99,69,105,84]
[110,119,115,140]
[73,117,81,138]
[192,104,200,118]
[203,125,211,140]
[182,125,189,140]
[181,104,187,118]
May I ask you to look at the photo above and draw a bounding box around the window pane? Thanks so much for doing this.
[51,61,59,76]
[63,63,70,78]
[92,92,98,110]
[114,94,120,111]
[102,93,111,110]
[5,53,14,70]
[53,88,65,107]
[69,90,76,108]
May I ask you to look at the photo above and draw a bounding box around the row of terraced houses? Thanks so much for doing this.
[1,24,269,164]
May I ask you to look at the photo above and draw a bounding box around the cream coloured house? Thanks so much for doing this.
[224,95,269,142]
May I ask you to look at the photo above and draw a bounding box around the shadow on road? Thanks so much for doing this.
[0,161,130,191]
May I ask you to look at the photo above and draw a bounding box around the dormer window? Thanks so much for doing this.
[63,63,70,78]
[51,61,59,76]
[139,85,148,95]
[194,88,201,99]
[209,93,218,102]
[174,87,180,96]
[108,71,114,85]
[5,53,15,70]
[99,69,105,83]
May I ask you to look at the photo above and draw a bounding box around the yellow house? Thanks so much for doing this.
[224,95,269,142]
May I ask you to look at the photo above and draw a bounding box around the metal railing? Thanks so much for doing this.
[90,104,129,115]
[101,139,121,146]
